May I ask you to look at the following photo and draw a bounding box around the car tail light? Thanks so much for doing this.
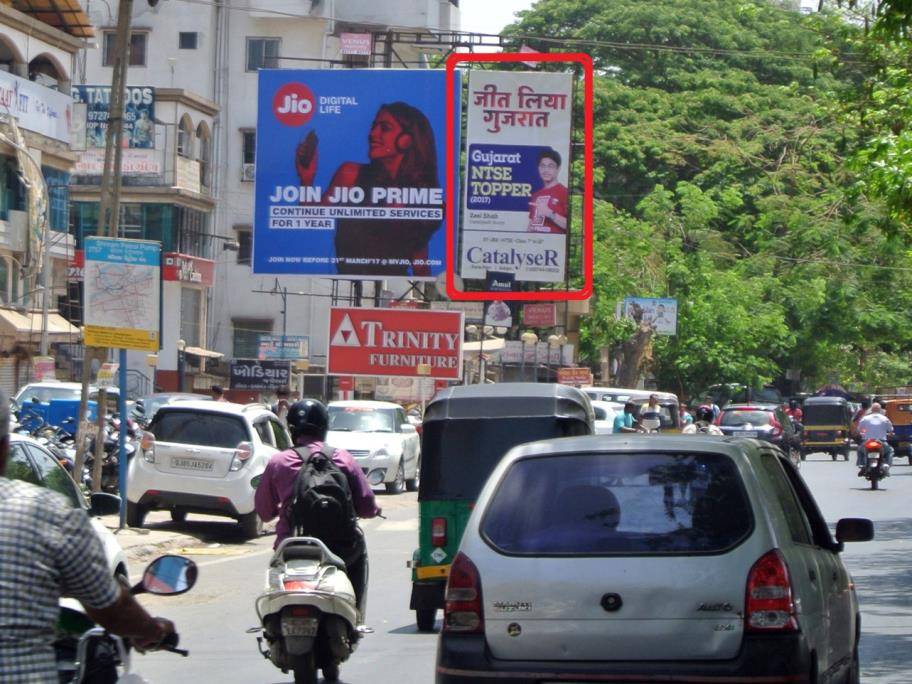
[431,517,447,548]
[865,439,882,452]
[745,549,797,632]
[229,441,253,471]
[141,432,155,463]
[443,552,484,634]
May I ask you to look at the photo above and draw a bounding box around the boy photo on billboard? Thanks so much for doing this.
[527,148,567,234]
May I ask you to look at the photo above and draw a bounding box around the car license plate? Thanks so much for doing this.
[281,617,318,637]
[171,457,213,472]
[740,431,758,438]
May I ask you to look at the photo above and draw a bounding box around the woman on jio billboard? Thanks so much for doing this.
[254,70,456,279]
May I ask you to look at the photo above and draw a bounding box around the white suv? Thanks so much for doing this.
[127,401,290,539]
[327,400,420,494]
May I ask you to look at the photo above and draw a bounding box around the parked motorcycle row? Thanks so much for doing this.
[11,397,141,493]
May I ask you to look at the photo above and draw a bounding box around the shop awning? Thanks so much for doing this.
[0,308,80,343]
[183,346,223,359]
[9,0,94,38]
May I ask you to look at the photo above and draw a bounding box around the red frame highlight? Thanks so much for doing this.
[445,52,594,302]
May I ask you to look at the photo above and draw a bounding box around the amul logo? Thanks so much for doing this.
[272,82,315,126]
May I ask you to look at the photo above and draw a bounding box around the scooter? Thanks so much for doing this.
[55,555,197,683]
[252,537,360,684]
[860,438,890,490]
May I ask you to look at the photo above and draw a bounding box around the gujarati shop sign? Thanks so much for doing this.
[229,359,291,390]
[327,307,463,379]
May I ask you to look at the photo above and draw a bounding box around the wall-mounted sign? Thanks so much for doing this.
[557,366,592,386]
[71,85,155,149]
[162,253,215,287]
[257,334,310,360]
[0,70,72,143]
[229,359,291,391]
[340,33,372,55]
[523,302,557,327]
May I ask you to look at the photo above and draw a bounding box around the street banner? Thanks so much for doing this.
[557,366,592,386]
[620,297,678,336]
[83,237,160,351]
[71,86,156,148]
[523,302,557,327]
[459,70,573,283]
[328,307,463,379]
[501,340,574,365]
[253,70,459,279]
[229,359,291,391]
[257,334,310,360]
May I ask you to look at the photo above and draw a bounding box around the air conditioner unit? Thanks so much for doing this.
[241,163,256,182]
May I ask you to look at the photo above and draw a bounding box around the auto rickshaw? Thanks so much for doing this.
[584,387,682,432]
[409,383,594,631]
[883,398,912,463]
[800,396,853,461]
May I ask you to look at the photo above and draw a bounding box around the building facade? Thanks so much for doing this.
[77,0,460,396]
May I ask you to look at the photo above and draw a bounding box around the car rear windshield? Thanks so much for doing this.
[151,410,249,448]
[720,410,771,427]
[328,407,397,433]
[803,405,846,424]
[481,452,752,555]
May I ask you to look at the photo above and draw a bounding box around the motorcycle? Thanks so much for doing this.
[85,415,138,494]
[56,554,197,683]
[860,438,890,490]
[252,537,360,684]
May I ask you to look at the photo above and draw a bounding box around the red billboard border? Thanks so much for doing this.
[445,52,594,302]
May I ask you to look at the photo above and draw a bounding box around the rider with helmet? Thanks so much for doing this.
[682,405,723,435]
[255,399,381,619]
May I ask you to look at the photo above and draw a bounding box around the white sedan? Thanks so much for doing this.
[591,400,622,435]
[327,400,420,494]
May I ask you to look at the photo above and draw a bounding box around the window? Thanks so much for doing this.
[254,420,274,447]
[270,420,290,450]
[179,32,198,50]
[177,118,194,158]
[236,228,251,265]
[103,31,147,67]
[233,319,272,358]
[180,286,202,348]
[174,206,211,256]
[151,410,249,449]
[482,452,752,555]
[197,125,211,188]
[780,460,837,549]
[246,38,280,71]
[118,204,143,240]
[6,444,39,484]
[759,454,813,545]
[26,444,81,508]
[242,130,256,165]
[328,407,397,433]
[42,167,70,232]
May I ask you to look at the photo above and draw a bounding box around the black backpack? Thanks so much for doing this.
[287,446,359,545]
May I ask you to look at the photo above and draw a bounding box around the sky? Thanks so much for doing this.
[458,0,536,36]
[458,0,819,37]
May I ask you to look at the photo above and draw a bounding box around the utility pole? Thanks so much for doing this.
[74,0,137,491]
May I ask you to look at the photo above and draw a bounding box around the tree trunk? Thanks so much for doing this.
[615,321,655,388]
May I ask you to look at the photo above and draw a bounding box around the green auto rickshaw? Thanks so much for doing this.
[409,383,594,631]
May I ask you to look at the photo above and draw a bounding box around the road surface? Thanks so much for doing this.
[134,454,912,683]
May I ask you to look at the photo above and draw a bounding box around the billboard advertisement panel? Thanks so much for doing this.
[0,71,72,143]
[254,70,458,279]
[71,86,155,149]
[620,297,678,336]
[328,307,463,379]
[459,71,572,284]
[83,237,160,351]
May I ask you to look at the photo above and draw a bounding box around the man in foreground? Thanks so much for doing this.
[0,389,175,682]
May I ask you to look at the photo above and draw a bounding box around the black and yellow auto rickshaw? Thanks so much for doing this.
[801,396,854,460]
[883,398,912,463]
[409,383,594,631]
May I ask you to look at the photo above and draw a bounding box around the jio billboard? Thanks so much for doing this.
[254,70,460,280]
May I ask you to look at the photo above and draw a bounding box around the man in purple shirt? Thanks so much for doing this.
[255,399,380,619]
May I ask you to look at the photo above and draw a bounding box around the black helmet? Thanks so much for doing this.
[286,399,329,441]
[695,405,714,423]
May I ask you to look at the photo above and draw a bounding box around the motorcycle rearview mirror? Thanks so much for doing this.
[88,492,121,517]
[134,555,198,596]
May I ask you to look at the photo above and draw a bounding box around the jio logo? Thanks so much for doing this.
[273,83,315,126]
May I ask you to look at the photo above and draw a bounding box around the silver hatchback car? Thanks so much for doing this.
[436,435,873,683]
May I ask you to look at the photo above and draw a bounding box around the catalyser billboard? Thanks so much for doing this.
[459,71,573,284]
[254,70,459,279]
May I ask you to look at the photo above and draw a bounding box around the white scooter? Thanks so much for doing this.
[252,537,360,684]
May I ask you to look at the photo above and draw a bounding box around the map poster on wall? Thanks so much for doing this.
[83,237,161,351]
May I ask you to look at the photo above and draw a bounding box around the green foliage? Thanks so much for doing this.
[503,0,912,395]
